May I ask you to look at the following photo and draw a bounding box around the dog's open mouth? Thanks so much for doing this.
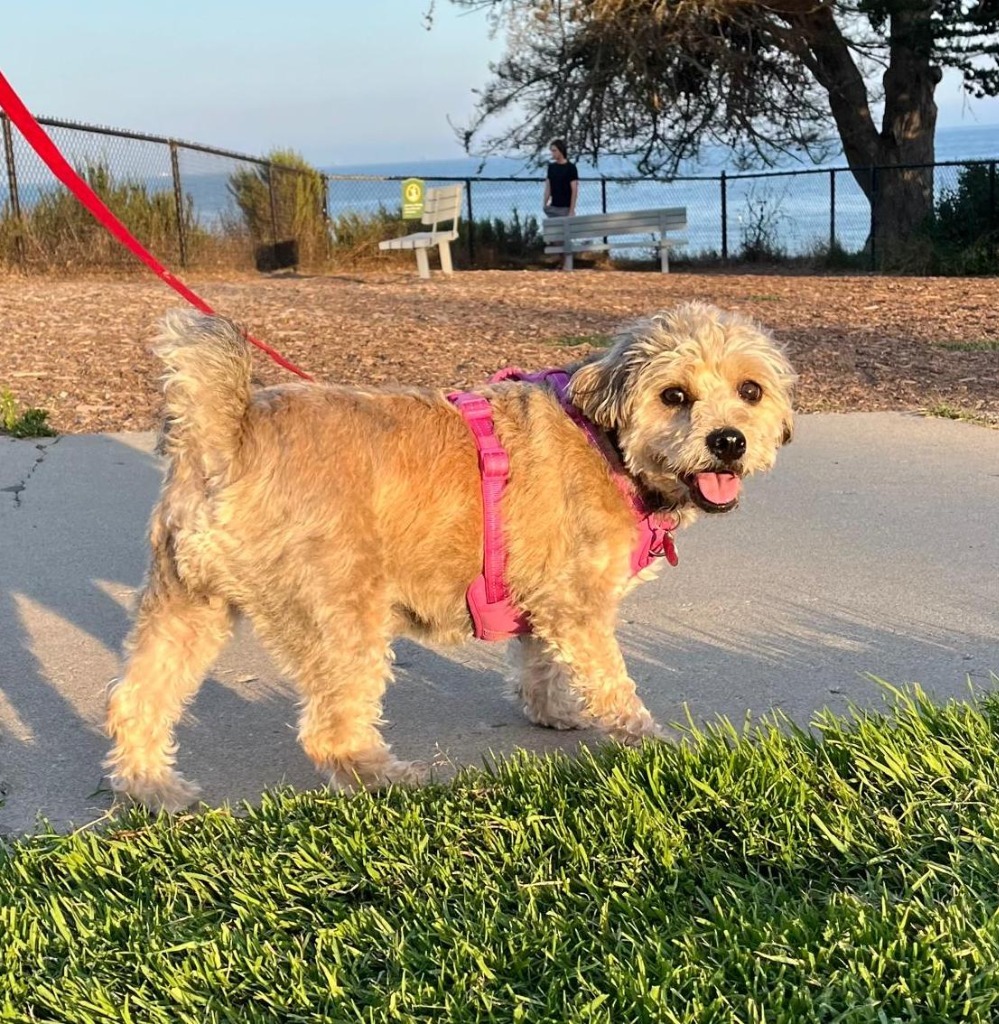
[687,471,742,513]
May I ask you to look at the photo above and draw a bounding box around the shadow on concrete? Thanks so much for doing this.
[2,418,997,835]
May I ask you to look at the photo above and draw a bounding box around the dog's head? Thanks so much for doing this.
[569,302,795,516]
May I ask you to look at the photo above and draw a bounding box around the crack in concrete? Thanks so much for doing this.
[2,437,60,509]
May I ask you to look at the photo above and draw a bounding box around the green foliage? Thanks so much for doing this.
[926,163,998,275]
[328,205,404,263]
[227,149,329,266]
[737,189,789,263]
[924,402,995,427]
[4,684,999,1021]
[551,332,613,347]
[0,388,56,438]
[330,206,546,269]
[0,162,201,270]
[933,338,999,352]
[468,207,545,264]
[815,238,869,271]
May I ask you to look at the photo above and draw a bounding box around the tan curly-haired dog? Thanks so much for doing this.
[105,302,795,811]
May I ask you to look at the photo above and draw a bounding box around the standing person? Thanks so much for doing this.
[543,138,578,218]
[543,138,579,269]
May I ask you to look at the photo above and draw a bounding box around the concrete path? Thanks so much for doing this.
[2,413,997,835]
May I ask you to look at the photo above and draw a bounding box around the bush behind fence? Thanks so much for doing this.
[1,115,996,274]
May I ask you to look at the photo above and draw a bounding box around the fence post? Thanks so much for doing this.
[464,178,474,265]
[990,161,996,267]
[720,171,728,262]
[1,113,25,267]
[320,174,331,260]
[869,166,878,271]
[829,169,836,252]
[168,141,188,269]
[267,163,279,244]
[601,176,608,246]
[320,174,330,225]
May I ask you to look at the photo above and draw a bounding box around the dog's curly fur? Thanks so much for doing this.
[105,302,795,811]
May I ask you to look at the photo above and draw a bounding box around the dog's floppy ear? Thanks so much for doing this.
[781,418,794,446]
[569,350,632,429]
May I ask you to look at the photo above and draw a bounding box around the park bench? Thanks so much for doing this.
[378,184,463,279]
[542,207,688,271]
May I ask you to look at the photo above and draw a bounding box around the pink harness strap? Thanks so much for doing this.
[447,391,530,640]
[449,368,678,642]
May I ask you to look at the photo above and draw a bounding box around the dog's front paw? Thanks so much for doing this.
[107,768,202,814]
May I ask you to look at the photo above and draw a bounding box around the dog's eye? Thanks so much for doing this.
[738,380,763,404]
[661,387,689,407]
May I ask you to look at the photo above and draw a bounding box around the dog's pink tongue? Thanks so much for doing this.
[696,472,741,505]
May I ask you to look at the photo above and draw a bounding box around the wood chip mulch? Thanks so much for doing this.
[1,268,996,434]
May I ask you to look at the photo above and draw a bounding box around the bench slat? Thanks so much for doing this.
[556,213,686,229]
[543,238,687,254]
[543,214,686,240]
[543,207,685,227]
[379,229,458,251]
[543,226,686,242]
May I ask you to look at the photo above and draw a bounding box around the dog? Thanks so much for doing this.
[105,302,795,811]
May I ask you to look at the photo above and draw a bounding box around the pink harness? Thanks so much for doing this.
[448,368,678,642]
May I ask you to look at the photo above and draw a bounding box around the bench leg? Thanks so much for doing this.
[660,246,669,274]
[438,240,453,275]
[562,251,574,271]
[415,247,431,280]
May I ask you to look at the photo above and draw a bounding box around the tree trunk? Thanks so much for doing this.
[869,4,941,266]
[870,162,935,267]
[795,0,941,265]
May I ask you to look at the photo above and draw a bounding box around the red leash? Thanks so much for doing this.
[0,70,313,381]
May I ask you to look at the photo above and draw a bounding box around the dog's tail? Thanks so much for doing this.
[154,310,253,474]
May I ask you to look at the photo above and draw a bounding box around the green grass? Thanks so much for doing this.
[228,149,329,267]
[0,388,56,438]
[0,161,206,272]
[924,402,996,428]
[550,332,612,348]
[4,683,999,1022]
[932,339,999,352]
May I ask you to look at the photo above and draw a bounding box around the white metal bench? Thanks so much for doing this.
[542,207,688,272]
[378,184,463,279]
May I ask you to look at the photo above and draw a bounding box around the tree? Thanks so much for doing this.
[447,0,999,260]
[227,149,328,267]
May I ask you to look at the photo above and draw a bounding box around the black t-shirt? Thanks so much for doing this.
[547,161,578,207]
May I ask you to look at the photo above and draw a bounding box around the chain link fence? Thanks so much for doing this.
[1,115,996,274]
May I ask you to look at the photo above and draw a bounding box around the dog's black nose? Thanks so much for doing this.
[706,427,746,462]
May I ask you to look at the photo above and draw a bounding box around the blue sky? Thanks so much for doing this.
[3,0,997,166]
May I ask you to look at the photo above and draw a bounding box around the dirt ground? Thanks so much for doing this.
[1,268,996,433]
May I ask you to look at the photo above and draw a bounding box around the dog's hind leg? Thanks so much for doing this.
[105,553,234,813]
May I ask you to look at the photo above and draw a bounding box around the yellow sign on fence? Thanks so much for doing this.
[401,178,425,220]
